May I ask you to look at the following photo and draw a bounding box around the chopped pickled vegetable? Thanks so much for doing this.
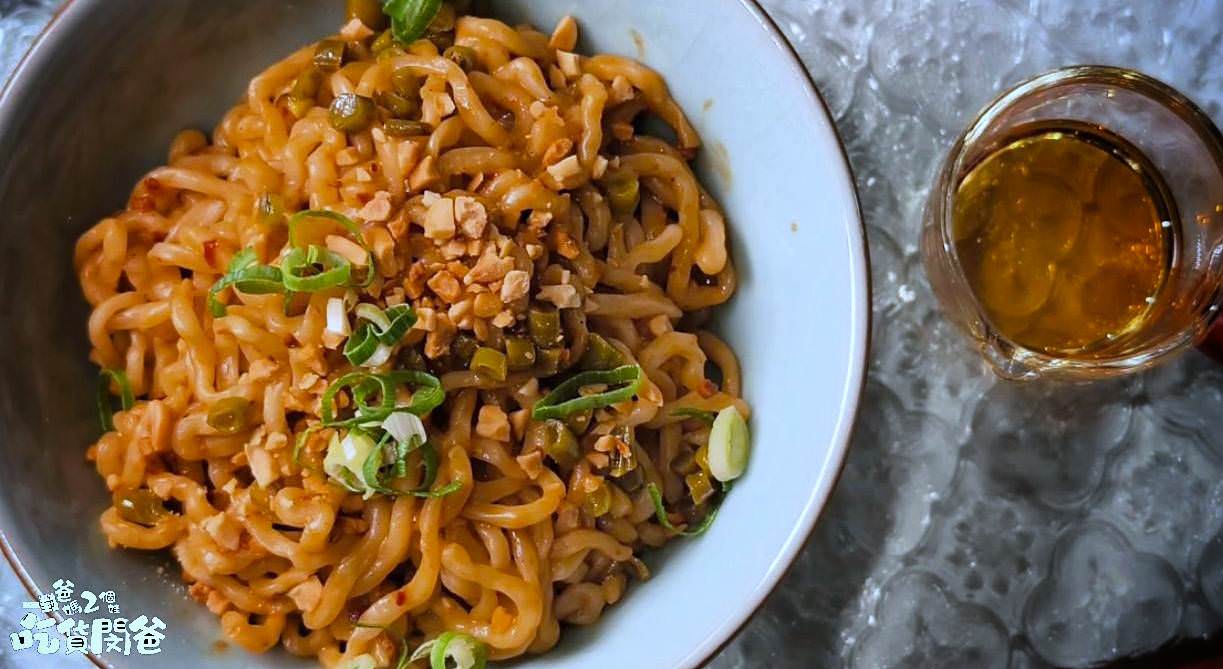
[450,334,479,367]
[564,408,592,435]
[578,333,624,370]
[384,119,433,137]
[391,67,422,97]
[314,39,346,72]
[606,172,640,214]
[538,420,580,468]
[377,90,419,118]
[207,396,252,434]
[686,470,715,504]
[505,336,537,370]
[581,482,612,517]
[113,489,169,527]
[287,68,324,118]
[533,347,565,376]
[443,45,477,71]
[646,481,725,537]
[469,347,508,381]
[330,93,377,133]
[528,306,563,348]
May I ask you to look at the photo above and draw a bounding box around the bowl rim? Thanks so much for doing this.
[0,1,870,667]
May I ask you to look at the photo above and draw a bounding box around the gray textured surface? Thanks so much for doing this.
[3,1,1223,668]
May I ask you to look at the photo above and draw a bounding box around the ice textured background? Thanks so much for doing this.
[4,0,1223,667]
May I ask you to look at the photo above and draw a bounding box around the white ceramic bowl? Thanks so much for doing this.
[0,1,868,667]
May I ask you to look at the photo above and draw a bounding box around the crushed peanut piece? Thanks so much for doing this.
[427,270,464,303]
[325,234,368,266]
[288,577,324,613]
[516,450,544,479]
[409,154,440,192]
[538,284,581,309]
[546,155,584,188]
[455,196,488,239]
[492,310,515,328]
[610,75,634,104]
[423,197,456,240]
[500,270,531,302]
[542,138,574,167]
[476,405,511,441]
[465,250,514,284]
[557,50,582,79]
[340,17,375,40]
[201,513,242,551]
[358,190,393,222]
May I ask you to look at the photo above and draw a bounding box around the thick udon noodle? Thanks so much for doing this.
[75,8,747,666]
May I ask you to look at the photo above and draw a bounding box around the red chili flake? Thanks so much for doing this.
[368,162,380,173]
[203,240,219,268]
[144,177,163,192]
[697,379,718,399]
[394,590,406,606]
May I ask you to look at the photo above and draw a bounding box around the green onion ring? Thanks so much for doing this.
[281,245,353,292]
[287,209,376,287]
[531,365,644,420]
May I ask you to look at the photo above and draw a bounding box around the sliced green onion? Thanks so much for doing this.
[340,653,377,669]
[531,365,644,420]
[207,248,285,317]
[410,631,488,669]
[646,481,727,537]
[314,39,346,72]
[383,0,444,46]
[344,326,381,366]
[97,369,135,432]
[351,624,412,669]
[324,429,380,498]
[707,406,749,482]
[320,370,445,426]
[287,210,376,286]
[671,407,717,425]
[282,245,353,292]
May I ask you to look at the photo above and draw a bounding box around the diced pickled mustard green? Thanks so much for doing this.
[450,334,479,366]
[113,489,169,527]
[313,39,346,72]
[428,3,457,32]
[207,396,252,435]
[470,347,508,381]
[346,0,387,30]
[329,93,377,133]
[581,482,612,517]
[564,408,592,435]
[392,67,422,97]
[579,333,624,371]
[505,336,537,371]
[686,470,715,505]
[539,419,580,468]
[534,347,564,376]
[606,173,640,215]
[528,306,564,348]
[444,45,477,71]
[371,29,397,55]
[377,90,419,119]
[384,119,433,137]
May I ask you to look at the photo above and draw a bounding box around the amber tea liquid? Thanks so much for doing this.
[952,121,1177,357]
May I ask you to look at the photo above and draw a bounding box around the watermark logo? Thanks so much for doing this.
[8,579,165,656]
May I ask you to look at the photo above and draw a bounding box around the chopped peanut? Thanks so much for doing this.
[476,405,511,441]
[516,450,544,479]
[593,155,610,179]
[335,147,361,167]
[423,197,456,240]
[427,270,463,303]
[472,291,502,318]
[425,315,456,358]
[492,310,515,328]
[546,155,584,189]
[408,154,440,192]
[500,270,531,302]
[201,513,242,551]
[358,190,393,222]
[340,18,375,40]
[288,577,323,613]
[610,75,634,104]
[465,250,514,284]
[455,196,488,239]
[538,284,581,309]
[557,50,582,79]
[542,138,574,167]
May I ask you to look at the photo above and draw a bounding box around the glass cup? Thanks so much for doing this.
[923,66,1223,380]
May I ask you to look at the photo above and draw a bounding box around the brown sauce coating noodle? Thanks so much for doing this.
[76,6,748,666]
